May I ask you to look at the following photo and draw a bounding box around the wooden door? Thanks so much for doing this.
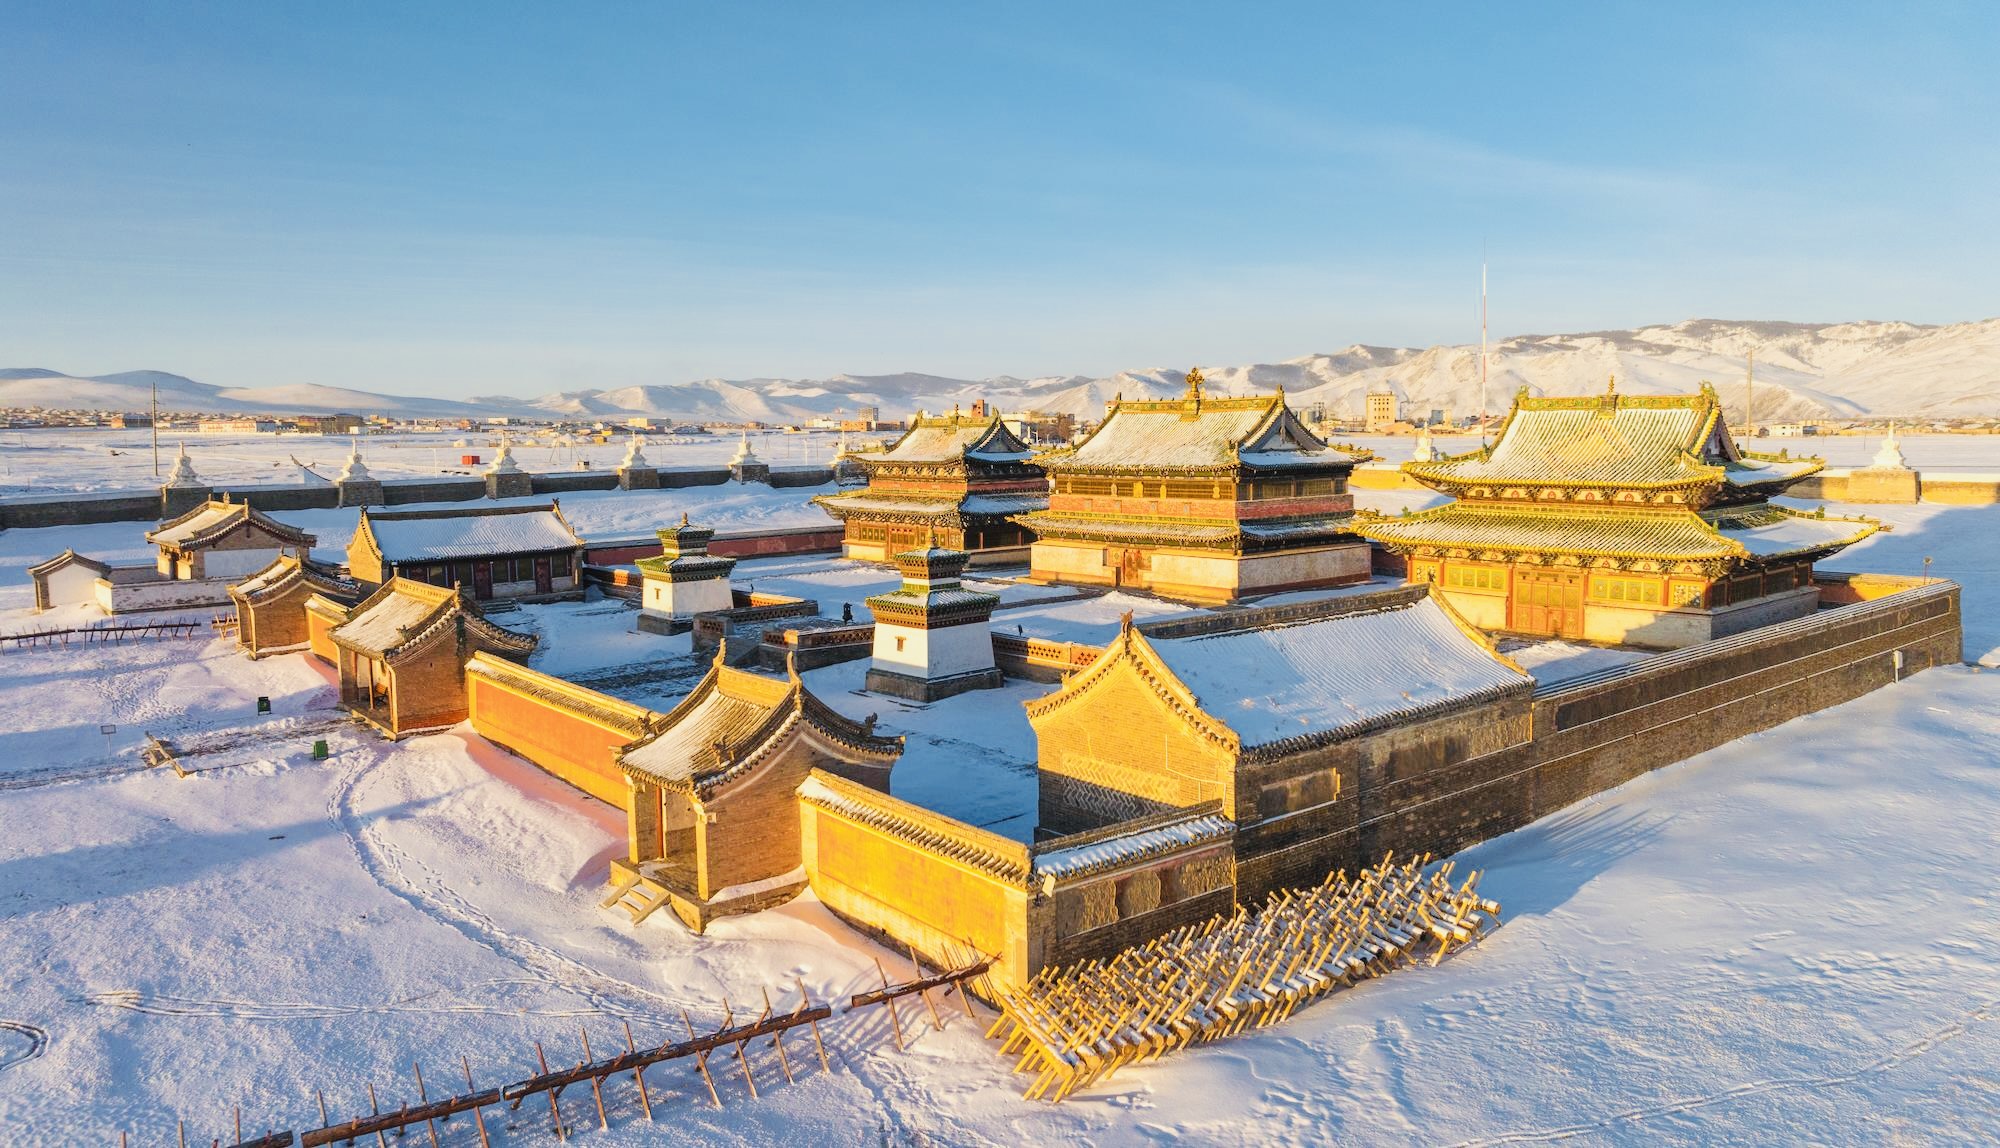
[534,556,553,594]
[471,561,493,600]
[1512,570,1584,638]
[1120,548,1145,586]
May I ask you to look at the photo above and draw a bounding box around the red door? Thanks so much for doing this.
[534,556,552,594]
[471,561,493,600]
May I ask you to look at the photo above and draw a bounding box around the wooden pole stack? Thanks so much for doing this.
[985,853,1501,1101]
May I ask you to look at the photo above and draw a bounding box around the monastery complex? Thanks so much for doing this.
[29,381,1961,999]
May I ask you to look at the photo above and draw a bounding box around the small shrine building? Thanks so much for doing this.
[328,578,538,738]
[147,497,318,581]
[813,411,1048,563]
[227,555,361,658]
[863,536,1003,701]
[348,502,585,600]
[1016,371,1372,603]
[1361,384,1879,648]
[636,514,737,633]
[609,649,904,930]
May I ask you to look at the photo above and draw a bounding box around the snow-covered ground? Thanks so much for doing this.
[2,483,1998,1144]
[0,428,850,496]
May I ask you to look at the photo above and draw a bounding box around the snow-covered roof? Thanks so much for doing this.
[1031,810,1235,881]
[1407,386,1820,498]
[147,499,315,550]
[330,578,536,660]
[1361,502,1877,563]
[27,549,111,577]
[1363,504,1742,560]
[1013,511,1355,548]
[814,489,1049,520]
[875,415,1035,465]
[359,503,582,563]
[1046,393,1350,473]
[618,658,901,794]
[228,554,358,603]
[1710,506,1880,558]
[1144,593,1532,749]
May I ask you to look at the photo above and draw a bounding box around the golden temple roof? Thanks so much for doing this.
[1360,502,1877,563]
[1039,390,1367,474]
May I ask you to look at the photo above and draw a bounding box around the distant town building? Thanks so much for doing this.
[198,417,279,434]
[110,412,152,428]
[291,414,363,434]
[1364,390,1398,433]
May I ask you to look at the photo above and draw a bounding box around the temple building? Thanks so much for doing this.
[863,537,1003,701]
[1360,384,1880,648]
[813,411,1047,563]
[227,555,361,658]
[1016,371,1372,603]
[1025,587,1534,902]
[608,649,904,931]
[328,578,538,738]
[347,503,585,601]
[147,498,318,581]
[636,514,737,634]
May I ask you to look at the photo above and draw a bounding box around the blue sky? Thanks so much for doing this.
[4,2,1997,397]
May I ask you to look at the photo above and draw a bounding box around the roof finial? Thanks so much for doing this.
[1119,609,1134,634]
[1606,374,1617,395]
[1185,366,1205,400]
[680,510,691,526]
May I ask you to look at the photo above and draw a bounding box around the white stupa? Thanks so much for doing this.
[1869,423,1909,471]
[163,443,203,488]
[1409,424,1437,463]
[486,431,523,475]
[729,431,759,466]
[336,439,372,482]
[621,432,650,469]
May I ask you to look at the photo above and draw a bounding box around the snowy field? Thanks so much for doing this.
[0,485,1997,1144]
[9,427,1999,498]
[0,428,851,496]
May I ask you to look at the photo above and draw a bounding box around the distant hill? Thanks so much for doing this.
[11,316,2000,422]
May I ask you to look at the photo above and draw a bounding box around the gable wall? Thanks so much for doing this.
[1033,656,1235,835]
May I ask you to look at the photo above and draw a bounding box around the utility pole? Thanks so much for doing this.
[151,381,160,476]
[1744,348,1756,437]
[1479,261,1489,447]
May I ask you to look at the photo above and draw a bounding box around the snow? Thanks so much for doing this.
[1150,597,1532,747]
[1031,814,1235,879]
[363,506,581,562]
[3,474,2000,1143]
[1501,639,1657,685]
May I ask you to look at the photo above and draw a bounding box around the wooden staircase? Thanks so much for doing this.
[600,867,675,924]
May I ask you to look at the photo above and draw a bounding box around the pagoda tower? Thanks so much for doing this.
[484,432,533,498]
[864,535,1003,701]
[637,514,738,634]
[618,432,660,490]
[336,439,384,507]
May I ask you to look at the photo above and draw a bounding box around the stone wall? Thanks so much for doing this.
[1248,580,1961,890]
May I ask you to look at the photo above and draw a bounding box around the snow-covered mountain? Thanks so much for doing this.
[9,317,1999,422]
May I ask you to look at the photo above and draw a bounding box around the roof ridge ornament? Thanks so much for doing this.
[1184,366,1205,400]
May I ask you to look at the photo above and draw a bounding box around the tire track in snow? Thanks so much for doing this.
[1448,994,2000,1145]
[0,1020,49,1072]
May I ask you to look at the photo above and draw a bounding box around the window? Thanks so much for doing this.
[552,553,573,578]
[1592,576,1664,605]
[1444,564,1506,593]
[894,636,906,652]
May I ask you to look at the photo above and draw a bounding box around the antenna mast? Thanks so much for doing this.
[1744,348,1756,437]
[151,381,160,477]
[1479,261,1489,447]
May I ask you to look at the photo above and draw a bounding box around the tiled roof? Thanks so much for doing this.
[814,489,1049,519]
[361,503,582,563]
[1406,390,1746,490]
[1031,809,1234,880]
[1709,505,1880,558]
[1145,594,1532,750]
[229,555,359,603]
[147,500,316,550]
[876,415,1034,465]
[330,578,536,659]
[1046,394,1350,473]
[1014,511,1355,546]
[1361,502,1877,563]
[1361,504,1740,560]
